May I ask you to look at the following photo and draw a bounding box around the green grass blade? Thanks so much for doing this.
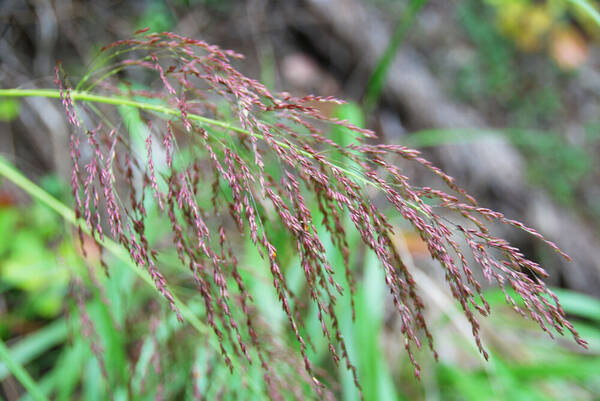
[0,319,68,381]
[551,289,600,322]
[0,156,207,338]
[0,336,49,401]
[364,0,428,111]
[568,0,600,27]
[402,128,501,148]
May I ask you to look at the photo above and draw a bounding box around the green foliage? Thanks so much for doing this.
[0,338,48,401]
[569,0,600,28]
[136,1,175,34]
[0,320,67,382]
[1,152,598,400]
[454,0,600,213]
[509,128,592,205]
[0,196,70,319]
[0,98,20,121]
[430,286,600,401]
[456,0,517,102]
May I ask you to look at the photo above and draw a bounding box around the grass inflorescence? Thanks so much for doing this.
[24,29,587,400]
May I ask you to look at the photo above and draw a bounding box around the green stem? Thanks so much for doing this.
[0,337,49,401]
[0,88,247,136]
[0,88,344,172]
[363,0,428,112]
[0,320,68,381]
[568,0,600,27]
[0,156,207,337]
[0,88,430,217]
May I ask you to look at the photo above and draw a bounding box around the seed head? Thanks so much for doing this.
[57,31,586,400]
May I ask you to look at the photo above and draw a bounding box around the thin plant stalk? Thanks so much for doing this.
[0,88,428,216]
[0,336,49,401]
[0,156,208,337]
[568,0,600,26]
[363,0,428,111]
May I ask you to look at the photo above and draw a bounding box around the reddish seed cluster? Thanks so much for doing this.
[58,31,586,400]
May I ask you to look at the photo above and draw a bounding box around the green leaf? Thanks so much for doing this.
[364,0,428,111]
[0,320,68,381]
[403,128,499,148]
[137,1,175,33]
[332,102,365,146]
[0,208,19,255]
[87,297,128,386]
[53,339,88,401]
[437,364,496,401]
[551,289,600,322]
[83,359,103,401]
[0,336,49,401]
[568,0,600,27]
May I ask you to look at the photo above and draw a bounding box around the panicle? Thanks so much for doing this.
[57,31,586,400]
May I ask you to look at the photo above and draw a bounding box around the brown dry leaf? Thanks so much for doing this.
[394,231,429,257]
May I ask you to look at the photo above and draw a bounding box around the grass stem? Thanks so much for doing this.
[0,156,208,338]
[0,88,430,217]
[0,337,49,401]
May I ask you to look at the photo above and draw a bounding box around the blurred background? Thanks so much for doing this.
[1,0,599,400]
